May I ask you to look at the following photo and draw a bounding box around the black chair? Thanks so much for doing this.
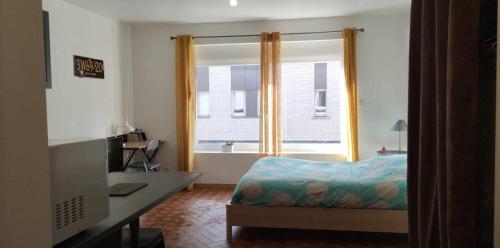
[126,140,161,172]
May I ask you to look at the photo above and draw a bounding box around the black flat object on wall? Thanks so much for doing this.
[109,183,148,196]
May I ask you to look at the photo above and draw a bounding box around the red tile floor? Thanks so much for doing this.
[140,188,408,248]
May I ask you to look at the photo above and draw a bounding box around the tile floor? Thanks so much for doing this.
[140,188,408,248]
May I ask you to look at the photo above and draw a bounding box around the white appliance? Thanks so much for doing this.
[49,139,109,245]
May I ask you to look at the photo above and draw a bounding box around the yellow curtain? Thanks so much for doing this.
[342,28,359,161]
[175,35,196,180]
[259,32,282,157]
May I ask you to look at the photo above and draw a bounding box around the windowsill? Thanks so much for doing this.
[195,150,345,155]
[195,150,257,154]
[312,115,329,119]
[196,143,344,155]
[230,116,259,119]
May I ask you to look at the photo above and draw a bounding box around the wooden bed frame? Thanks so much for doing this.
[226,203,408,241]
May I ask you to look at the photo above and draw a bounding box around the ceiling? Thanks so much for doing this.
[62,0,410,24]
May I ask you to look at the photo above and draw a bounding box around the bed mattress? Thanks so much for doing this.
[230,155,407,209]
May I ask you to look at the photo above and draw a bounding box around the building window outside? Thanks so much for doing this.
[315,89,327,117]
[314,63,327,117]
[196,66,210,118]
[231,65,260,118]
[197,91,210,117]
[231,90,246,117]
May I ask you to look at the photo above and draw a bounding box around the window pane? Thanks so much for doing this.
[197,92,210,117]
[314,63,327,89]
[196,42,261,146]
[232,91,246,116]
[196,67,209,91]
[316,91,326,108]
[281,61,343,144]
[195,40,343,152]
[231,65,259,118]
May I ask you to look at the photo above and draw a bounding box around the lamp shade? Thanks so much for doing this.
[391,120,408,131]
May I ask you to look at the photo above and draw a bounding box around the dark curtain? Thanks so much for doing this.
[407,0,496,247]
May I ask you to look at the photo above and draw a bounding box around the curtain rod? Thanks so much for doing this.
[169,28,364,40]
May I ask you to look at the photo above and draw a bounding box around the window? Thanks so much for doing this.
[314,63,327,117]
[231,65,259,118]
[231,90,246,116]
[280,40,345,153]
[195,40,345,154]
[281,61,343,151]
[315,90,327,116]
[195,42,261,148]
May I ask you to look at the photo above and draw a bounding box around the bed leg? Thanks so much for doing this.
[226,204,232,243]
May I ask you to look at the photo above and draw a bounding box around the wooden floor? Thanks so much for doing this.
[140,188,408,248]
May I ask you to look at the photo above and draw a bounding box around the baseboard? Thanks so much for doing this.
[194,183,236,189]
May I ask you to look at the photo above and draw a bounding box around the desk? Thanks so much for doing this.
[55,172,202,248]
[123,141,149,150]
[123,140,162,168]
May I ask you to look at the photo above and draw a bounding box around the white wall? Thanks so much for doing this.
[43,0,134,140]
[0,0,52,246]
[131,13,410,183]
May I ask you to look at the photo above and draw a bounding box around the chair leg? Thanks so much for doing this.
[143,161,149,172]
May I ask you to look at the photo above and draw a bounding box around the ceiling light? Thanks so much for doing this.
[229,0,238,7]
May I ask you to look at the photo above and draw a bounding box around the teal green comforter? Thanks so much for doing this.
[230,155,407,209]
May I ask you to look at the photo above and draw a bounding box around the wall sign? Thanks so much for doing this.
[73,55,105,79]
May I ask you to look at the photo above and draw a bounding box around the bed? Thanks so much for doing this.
[226,155,408,240]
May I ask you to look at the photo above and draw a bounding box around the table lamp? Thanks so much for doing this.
[391,119,407,153]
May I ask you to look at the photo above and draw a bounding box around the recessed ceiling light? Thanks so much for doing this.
[229,0,238,7]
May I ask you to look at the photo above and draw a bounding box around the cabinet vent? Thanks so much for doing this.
[54,195,85,230]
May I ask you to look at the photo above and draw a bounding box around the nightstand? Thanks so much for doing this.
[376,150,407,157]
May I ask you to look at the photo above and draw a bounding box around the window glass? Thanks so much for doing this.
[231,65,259,118]
[281,61,343,145]
[195,64,260,145]
[197,92,210,117]
[316,91,326,108]
[232,90,246,116]
[315,90,327,117]
[195,40,345,153]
